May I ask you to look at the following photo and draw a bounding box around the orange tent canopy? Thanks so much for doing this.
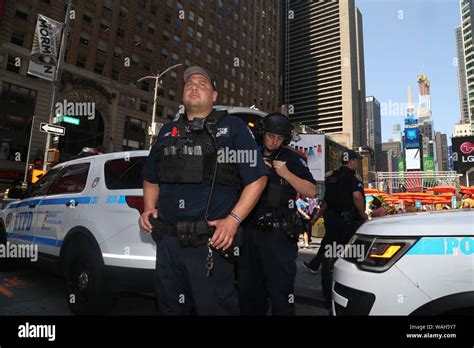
[429,186,456,194]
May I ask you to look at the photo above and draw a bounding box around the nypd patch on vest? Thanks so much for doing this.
[216,127,230,137]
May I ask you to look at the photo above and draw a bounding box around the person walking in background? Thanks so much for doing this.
[370,196,385,218]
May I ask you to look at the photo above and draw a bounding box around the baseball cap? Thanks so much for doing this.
[341,149,363,163]
[183,66,217,90]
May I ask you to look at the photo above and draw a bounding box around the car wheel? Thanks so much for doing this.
[62,234,114,315]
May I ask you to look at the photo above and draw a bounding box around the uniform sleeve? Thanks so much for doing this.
[142,124,171,184]
[286,152,317,185]
[230,117,268,185]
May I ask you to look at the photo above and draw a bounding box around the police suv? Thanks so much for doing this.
[332,209,474,315]
[0,151,154,314]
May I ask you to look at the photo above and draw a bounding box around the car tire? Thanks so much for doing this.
[62,234,114,315]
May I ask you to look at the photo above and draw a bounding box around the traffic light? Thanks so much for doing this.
[33,158,42,169]
[46,148,60,164]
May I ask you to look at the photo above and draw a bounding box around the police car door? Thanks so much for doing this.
[34,161,93,256]
[5,166,64,252]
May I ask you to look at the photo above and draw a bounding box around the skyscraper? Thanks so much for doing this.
[366,96,382,171]
[455,26,469,124]
[460,0,474,134]
[417,74,436,163]
[435,132,449,171]
[281,0,367,148]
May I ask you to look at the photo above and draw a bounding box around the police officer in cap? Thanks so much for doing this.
[238,112,317,315]
[320,149,367,306]
[139,66,268,315]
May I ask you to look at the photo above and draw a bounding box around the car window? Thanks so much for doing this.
[27,166,64,197]
[48,162,91,195]
[104,156,146,190]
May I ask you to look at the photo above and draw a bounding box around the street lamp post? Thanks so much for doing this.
[138,63,182,149]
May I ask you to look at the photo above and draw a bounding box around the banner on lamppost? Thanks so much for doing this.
[27,14,63,81]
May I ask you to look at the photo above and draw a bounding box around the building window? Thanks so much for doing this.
[111,69,119,81]
[186,42,192,53]
[163,31,170,41]
[198,16,204,26]
[195,47,201,57]
[134,35,142,46]
[103,0,113,11]
[94,62,104,74]
[136,16,144,28]
[172,53,179,65]
[170,71,177,82]
[80,32,90,46]
[132,54,140,67]
[161,48,169,59]
[119,6,128,19]
[169,90,176,101]
[141,80,149,91]
[6,55,20,73]
[100,18,110,31]
[138,0,147,8]
[11,31,26,47]
[196,31,202,42]
[97,40,107,54]
[15,3,30,20]
[173,35,180,47]
[216,43,221,53]
[114,47,123,58]
[165,13,172,24]
[139,100,148,112]
[207,54,212,64]
[76,55,87,68]
[117,28,125,39]
[146,42,154,53]
[148,23,156,34]
[123,116,146,151]
[83,10,93,24]
[187,27,193,38]
[189,10,195,21]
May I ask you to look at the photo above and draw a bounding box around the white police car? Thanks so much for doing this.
[0,151,154,314]
[332,210,474,315]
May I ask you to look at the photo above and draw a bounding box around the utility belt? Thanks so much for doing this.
[253,212,302,241]
[150,217,243,261]
[326,209,361,224]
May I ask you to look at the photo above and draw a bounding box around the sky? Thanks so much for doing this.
[356,0,461,144]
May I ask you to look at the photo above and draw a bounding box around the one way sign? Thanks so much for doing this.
[40,123,66,136]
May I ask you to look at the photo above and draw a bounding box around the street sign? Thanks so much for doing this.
[57,115,80,125]
[40,123,65,136]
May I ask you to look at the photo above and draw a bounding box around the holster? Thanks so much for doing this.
[176,220,210,247]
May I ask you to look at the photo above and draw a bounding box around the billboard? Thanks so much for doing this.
[452,135,474,173]
[290,134,325,181]
[406,148,421,170]
[404,128,420,149]
[423,156,435,173]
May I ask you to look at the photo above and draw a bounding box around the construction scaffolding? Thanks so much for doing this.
[372,171,463,193]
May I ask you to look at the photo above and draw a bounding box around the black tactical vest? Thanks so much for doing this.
[324,167,354,212]
[260,148,297,210]
[156,111,240,186]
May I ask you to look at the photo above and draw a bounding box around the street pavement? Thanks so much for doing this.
[0,238,329,316]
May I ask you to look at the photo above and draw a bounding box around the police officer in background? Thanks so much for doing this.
[320,150,367,306]
[239,113,317,315]
[139,66,268,315]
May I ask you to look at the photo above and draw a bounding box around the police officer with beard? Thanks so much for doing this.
[320,150,367,306]
[139,66,268,315]
[238,113,317,315]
